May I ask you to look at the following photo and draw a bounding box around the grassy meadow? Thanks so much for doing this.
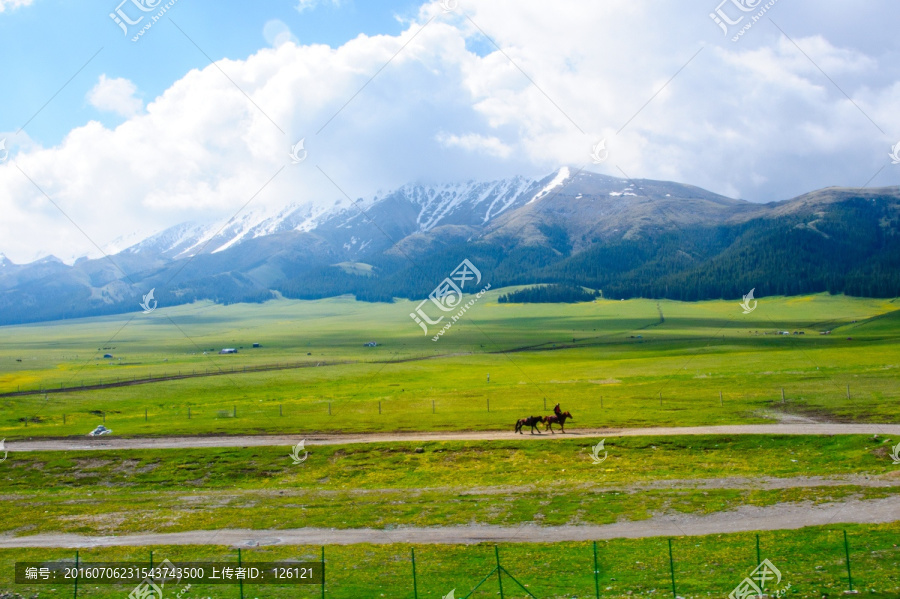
[1,524,898,598]
[2,435,898,537]
[1,291,899,598]
[1,292,898,438]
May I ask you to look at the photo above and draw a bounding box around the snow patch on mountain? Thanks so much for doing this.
[394,175,538,232]
[528,167,570,204]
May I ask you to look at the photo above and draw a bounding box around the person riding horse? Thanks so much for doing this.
[514,403,570,435]
[544,403,573,433]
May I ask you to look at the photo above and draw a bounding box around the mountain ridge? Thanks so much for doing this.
[1,169,898,325]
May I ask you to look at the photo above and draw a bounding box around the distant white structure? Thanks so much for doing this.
[219,348,238,354]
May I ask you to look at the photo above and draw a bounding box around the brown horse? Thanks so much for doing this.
[543,411,573,433]
[515,416,544,434]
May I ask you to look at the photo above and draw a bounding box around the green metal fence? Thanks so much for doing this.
[47,529,880,598]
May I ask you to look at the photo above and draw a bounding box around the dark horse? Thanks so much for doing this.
[543,411,573,433]
[515,415,544,434]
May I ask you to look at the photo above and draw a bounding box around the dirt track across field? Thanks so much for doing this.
[7,423,900,453]
[0,496,896,548]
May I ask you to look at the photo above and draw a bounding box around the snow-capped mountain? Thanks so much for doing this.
[115,172,552,260]
[2,168,897,325]
[122,202,334,260]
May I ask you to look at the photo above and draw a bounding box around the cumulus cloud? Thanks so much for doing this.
[436,132,513,158]
[87,75,144,117]
[1,0,899,264]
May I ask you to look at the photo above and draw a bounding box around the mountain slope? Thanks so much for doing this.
[0,170,898,325]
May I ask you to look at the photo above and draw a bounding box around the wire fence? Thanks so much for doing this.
[5,381,892,435]
[12,528,896,599]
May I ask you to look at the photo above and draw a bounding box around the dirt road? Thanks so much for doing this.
[7,423,899,453]
[0,497,896,548]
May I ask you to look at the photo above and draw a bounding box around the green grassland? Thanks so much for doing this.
[1,524,898,598]
[1,292,898,438]
[1,436,897,537]
[1,293,900,596]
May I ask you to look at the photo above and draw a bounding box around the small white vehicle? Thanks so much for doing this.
[88,425,112,436]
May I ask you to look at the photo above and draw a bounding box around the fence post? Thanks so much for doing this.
[411,547,418,599]
[755,534,760,566]
[188,407,191,419]
[487,398,490,412]
[593,541,600,599]
[432,400,435,414]
[781,388,785,404]
[321,546,325,599]
[145,408,148,422]
[720,391,723,406]
[846,385,851,400]
[668,539,677,599]
[63,414,66,425]
[103,412,106,424]
[328,402,331,416]
[495,546,505,599]
[73,550,79,599]
[659,391,662,406]
[843,530,854,593]
[237,548,244,599]
[280,404,283,417]
[233,405,236,418]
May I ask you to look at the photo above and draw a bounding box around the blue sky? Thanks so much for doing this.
[1,0,899,263]
[1,0,419,144]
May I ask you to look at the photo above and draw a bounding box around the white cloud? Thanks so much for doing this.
[437,132,512,158]
[87,75,144,117]
[0,0,33,13]
[263,20,299,47]
[295,0,340,13]
[2,0,900,263]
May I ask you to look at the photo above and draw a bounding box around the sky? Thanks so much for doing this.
[1,0,899,264]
